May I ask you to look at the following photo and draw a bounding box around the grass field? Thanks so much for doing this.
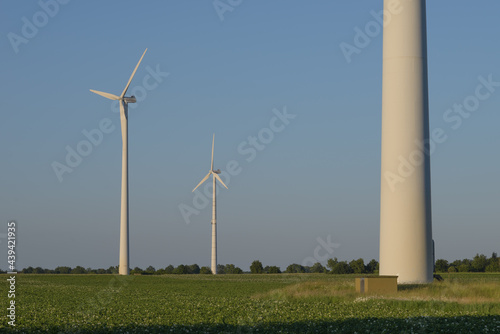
[1,273,500,333]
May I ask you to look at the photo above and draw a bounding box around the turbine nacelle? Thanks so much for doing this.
[213,169,221,174]
[123,96,137,104]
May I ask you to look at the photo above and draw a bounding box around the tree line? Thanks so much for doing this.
[1,258,378,275]
[435,253,499,273]
[5,252,499,275]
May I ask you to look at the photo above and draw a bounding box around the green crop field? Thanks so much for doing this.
[1,273,500,333]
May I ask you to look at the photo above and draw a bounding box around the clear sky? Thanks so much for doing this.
[0,1,499,271]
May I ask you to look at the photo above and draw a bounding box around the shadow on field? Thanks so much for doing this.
[16,315,500,333]
[397,283,430,291]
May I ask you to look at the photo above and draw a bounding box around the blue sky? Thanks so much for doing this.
[0,1,499,271]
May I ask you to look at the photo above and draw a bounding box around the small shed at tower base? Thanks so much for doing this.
[355,276,398,294]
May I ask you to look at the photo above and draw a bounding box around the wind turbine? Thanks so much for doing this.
[193,134,228,275]
[90,48,147,275]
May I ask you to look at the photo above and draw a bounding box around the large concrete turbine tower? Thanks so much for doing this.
[379,0,433,283]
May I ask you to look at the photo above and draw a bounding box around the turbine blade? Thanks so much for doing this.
[90,89,120,100]
[214,173,228,189]
[192,172,212,192]
[120,48,148,98]
[211,134,215,171]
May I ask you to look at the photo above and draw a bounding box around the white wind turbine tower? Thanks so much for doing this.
[193,134,228,275]
[380,0,433,284]
[90,49,147,275]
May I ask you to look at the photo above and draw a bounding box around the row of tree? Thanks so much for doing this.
[8,258,378,275]
[10,264,243,275]
[435,253,499,273]
[249,258,379,274]
[16,266,120,275]
[132,264,244,275]
[6,253,499,275]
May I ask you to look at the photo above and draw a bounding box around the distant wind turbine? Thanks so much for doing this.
[90,48,147,275]
[193,134,228,275]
